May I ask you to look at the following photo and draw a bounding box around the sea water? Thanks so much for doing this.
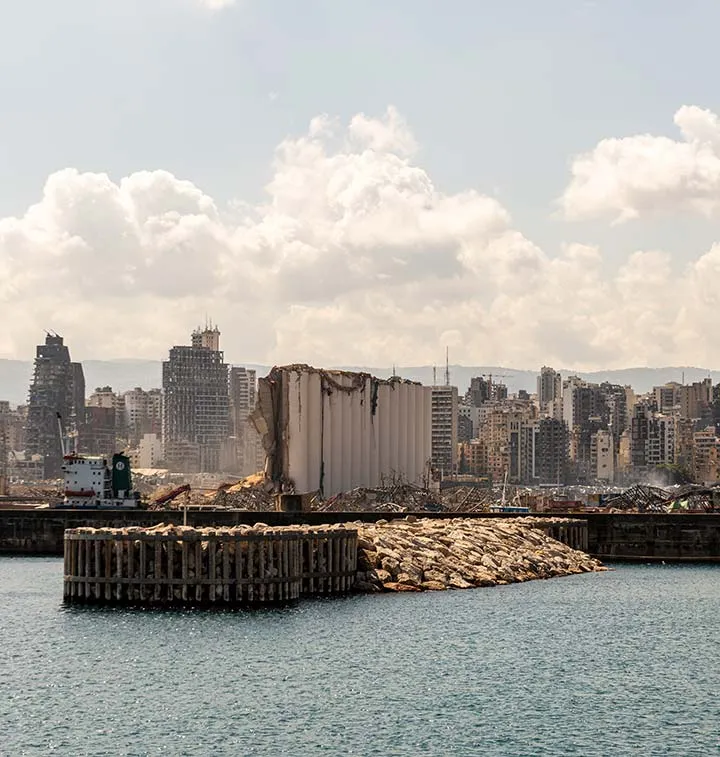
[1,558,718,756]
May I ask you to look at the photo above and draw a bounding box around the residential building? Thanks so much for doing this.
[591,429,615,483]
[537,366,561,414]
[122,387,162,446]
[129,433,164,470]
[0,401,9,494]
[457,402,480,441]
[431,385,459,475]
[533,417,569,484]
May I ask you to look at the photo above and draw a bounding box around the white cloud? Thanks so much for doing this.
[197,0,236,9]
[4,106,720,370]
[561,105,720,221]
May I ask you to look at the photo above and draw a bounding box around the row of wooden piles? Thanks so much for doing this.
[63,525,358,606]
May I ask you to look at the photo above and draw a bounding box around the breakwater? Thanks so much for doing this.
[2,508,720,560]
[63,517,601,605]
[354,517,603,592]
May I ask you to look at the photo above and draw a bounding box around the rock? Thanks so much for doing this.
[396,572,421,588]
[383,582,420,592]
[380,557,400,577]
[420,580,447,591]
[448,573,474,590]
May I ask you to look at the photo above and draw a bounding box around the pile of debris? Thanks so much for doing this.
[316,483,442,513]
[440,486,499,512]
[600,482,720,513]
[212,473,275,510]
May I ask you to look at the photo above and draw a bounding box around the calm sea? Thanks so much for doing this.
[1,557,718,756]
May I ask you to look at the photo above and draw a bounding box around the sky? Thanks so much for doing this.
[2,0,720,369]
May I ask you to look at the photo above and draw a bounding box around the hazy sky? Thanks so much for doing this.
[2,0,720,369]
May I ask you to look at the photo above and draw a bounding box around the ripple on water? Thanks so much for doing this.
[1,558,719,756]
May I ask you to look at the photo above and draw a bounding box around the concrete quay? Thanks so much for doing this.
[1,508,719,561]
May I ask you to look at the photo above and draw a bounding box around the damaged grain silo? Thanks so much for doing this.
[251,366,432,497]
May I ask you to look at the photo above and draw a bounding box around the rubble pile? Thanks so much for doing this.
[146,486,214,510]
[317,484,442,513]
[440,486,498,512]
[353,516,605,592]
[212,473,275,510]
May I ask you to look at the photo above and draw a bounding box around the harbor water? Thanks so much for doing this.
[1,557,718,756]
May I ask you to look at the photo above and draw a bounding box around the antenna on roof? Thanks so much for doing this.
[433,366,437,386]
[445,346,450,387]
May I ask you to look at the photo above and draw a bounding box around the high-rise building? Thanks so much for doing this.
[430,385,458,475]
[533,417,569,484]
[25,334,85,478]
[562,376,609,482]
[591,429,615,483]
[162,325,230,473]
[229,367,264,475]
[122,387,162,446]
[537,367,561,412]
[0,401,9,494]
[466,376,491,407]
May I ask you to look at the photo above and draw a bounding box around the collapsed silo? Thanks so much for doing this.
[251,365,432,497]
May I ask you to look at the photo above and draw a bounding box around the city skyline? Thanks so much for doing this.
[2,3,720,368]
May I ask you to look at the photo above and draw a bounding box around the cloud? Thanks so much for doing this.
[561,105,720,222]
[4,106,720,371]
[196,0,236,9]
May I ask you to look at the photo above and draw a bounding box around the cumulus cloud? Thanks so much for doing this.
[562,105,720,221]
[4,106,720,370]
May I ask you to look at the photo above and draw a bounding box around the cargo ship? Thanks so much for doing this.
[57,451,140,509]
[54,413,140,509]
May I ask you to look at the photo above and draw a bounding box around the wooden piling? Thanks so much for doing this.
[63,525,357,607]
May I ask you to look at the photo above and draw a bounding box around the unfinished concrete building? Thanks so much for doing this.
[162,325,229,473]
[25,334,85,478]
[253,365,432,496]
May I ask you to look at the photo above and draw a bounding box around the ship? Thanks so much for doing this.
[54,413,140,509]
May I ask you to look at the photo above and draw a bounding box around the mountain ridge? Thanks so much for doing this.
[1,359,718,407]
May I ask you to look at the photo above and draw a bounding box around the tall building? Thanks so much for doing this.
[533,417,569,484]
[466,376,491,407]
[162,325,230,473]
[122,387,162,446]
[591,429,615,483]
[630,404,676,471]
[229,367,264,475]
[679,378,712,421]
[562,376,609,482]
[0,401,9,494]
[430,385,458,475]
[537,367,561,412]
[25,334,85,478]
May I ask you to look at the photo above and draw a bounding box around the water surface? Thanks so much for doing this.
[1,558,718,756]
